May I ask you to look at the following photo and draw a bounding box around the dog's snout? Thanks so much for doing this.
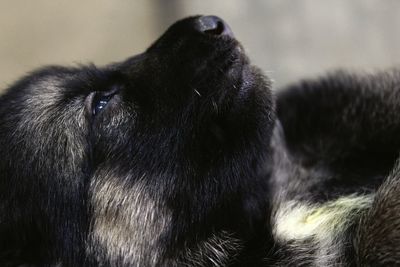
[146,15,237,52]
[195,16,233,37]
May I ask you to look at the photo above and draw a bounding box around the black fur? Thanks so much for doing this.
[1,16,400,267]
[271,70,400,266]
[0,16,273,266]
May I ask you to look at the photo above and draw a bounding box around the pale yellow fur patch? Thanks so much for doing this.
[274,195,373,241]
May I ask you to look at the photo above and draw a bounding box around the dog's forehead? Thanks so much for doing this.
[116,52,147,71]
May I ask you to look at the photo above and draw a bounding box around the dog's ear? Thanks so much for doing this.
[356,159,400,266]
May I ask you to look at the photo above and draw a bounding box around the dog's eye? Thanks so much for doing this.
[89,87,119,116]
[86,86,120,117]
[92,94,112,116]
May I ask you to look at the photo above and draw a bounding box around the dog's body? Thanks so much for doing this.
[271,70,400,266]
[0,16,399,266]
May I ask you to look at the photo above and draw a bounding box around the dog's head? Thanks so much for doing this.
[0,16,274,266]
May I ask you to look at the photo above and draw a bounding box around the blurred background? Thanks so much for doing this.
[1,0,400,91]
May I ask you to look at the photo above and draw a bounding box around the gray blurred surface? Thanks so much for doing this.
[1,0,400,90]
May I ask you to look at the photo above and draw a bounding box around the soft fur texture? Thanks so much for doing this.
[0,16,400,267]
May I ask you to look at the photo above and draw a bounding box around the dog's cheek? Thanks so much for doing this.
[86,169,172,266]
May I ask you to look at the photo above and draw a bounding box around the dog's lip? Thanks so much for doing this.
[218,44,248,75]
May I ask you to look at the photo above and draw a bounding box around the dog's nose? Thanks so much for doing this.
[194,16,233,37]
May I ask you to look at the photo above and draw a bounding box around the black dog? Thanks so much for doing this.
[0,16,399,266]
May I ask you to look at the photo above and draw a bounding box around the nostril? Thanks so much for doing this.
[196,16,233,37]
[203,20,225,35]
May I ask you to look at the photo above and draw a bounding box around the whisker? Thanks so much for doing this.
[193,88,202,97]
